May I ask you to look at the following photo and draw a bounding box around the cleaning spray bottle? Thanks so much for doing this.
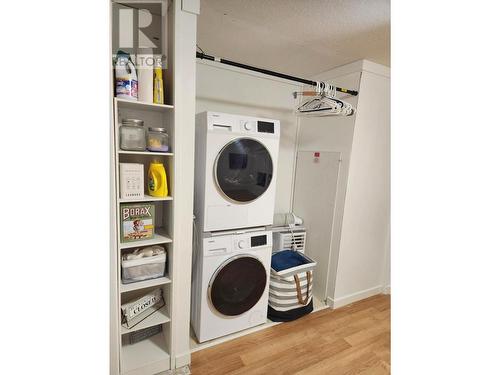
[114,50,138,101]
[148,159,168,197]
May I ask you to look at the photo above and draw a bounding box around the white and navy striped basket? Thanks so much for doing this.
[268,250,317,321]
[269,270,314,311]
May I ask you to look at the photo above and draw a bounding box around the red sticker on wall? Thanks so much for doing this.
[313,152,320,163]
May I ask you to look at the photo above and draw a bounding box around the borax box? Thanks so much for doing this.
[120,203,155,243]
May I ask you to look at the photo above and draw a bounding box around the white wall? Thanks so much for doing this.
[332,63,391,307]
[195,60,301,214]
[295,60,390,308]
[295,71,361,305]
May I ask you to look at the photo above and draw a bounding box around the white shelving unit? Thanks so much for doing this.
[121,305,171,335]
[112,89,174,375]
[111,1,176,374]
[121,331,170,375]
[119,194,173,203]
[110,1,198,374]
[118,150,174,156]
[116,97,174,112]
[121,276,171,293]
[118,232,172,250]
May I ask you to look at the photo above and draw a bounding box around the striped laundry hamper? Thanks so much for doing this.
[268,250,317,322]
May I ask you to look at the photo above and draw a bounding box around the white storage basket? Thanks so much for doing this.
[121,252,166,284]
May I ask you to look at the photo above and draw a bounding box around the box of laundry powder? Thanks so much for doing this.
[120,203,155,243]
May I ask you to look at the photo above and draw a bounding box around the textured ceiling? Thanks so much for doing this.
[197,0,390,77]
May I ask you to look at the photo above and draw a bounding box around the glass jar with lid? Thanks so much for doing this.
[120,119,146,151]
[147,127,170,152]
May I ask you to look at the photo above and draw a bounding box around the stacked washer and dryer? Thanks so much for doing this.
[191,111,280,343]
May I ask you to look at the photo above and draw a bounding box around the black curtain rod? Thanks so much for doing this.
[196,51,359,96]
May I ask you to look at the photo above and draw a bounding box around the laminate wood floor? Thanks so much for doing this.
[191,294,390,375]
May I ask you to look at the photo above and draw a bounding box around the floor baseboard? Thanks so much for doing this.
[175,352,191,369]
[333,285,383,308]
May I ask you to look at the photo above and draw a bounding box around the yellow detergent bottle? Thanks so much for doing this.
[153,65,164,104]
[148,160,168,197]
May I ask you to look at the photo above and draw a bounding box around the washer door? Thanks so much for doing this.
[215,138,273,203]
[209,255,267,316]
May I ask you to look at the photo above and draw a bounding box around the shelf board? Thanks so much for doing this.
[115,98,174,112]
[121,276,171,293]
[121,305,170,335]
[113,0,165,5]
[118,150,174,156]
[119,232,172,250]
[119,195,173,203]
[121,331,170,375]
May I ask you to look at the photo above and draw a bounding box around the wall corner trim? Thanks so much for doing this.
[181,0,200,15]
[313,59,390,81]
[360,60,390,78]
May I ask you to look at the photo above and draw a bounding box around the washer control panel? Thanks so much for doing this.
[204,230,272,256]
[231,231,271,251]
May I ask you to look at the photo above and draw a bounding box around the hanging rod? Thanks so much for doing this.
[196,51,359,96]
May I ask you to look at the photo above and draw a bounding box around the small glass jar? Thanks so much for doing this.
[120,119,146,151]
[147,127,170,152]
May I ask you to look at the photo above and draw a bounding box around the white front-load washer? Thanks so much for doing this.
[191,229,272,343]
[195,111,280,232]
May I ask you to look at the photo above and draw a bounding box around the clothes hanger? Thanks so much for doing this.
[295,82,355,117]
[295,82,332,115]
[324,84,355,117]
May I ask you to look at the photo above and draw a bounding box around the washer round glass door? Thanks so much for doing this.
[209,255,267,316]
[215,138,273,203]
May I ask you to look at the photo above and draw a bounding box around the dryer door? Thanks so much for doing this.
[208,255,267,316]
[215,138,273,203]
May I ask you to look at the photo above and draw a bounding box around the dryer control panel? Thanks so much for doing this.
[239,120,276,134]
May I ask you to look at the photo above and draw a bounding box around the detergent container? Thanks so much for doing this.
[148,160,168,197]
[153,63,164,104]
[115,50,138,101]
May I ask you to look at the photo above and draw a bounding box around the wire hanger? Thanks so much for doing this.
[295,82,355,117]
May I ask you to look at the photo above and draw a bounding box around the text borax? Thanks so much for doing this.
[122,206,152,220]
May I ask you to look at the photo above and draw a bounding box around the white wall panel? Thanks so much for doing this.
[296,71,361,303]
[293,151,341,301]
[333,67,391,306]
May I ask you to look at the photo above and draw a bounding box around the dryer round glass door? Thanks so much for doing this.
[209,255,267,316]
[215,138,273,203]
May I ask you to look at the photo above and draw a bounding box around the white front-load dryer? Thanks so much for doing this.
[191,229,272,343]
[195,111,280,232]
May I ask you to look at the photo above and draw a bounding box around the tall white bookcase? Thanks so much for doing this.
[110,1,198,374]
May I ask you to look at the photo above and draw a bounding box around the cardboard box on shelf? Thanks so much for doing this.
[120,203,155,243]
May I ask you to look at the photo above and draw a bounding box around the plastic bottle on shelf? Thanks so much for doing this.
[115,50,138,101]
[153,60,164,104]
[148,160,168,197]
[137,49,154,103]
